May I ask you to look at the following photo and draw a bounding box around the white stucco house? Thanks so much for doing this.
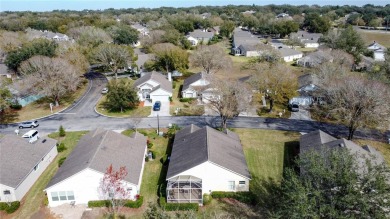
[131,23,149,36]
[181,72,210,97]
[277,47,303,62]
[166,125,251,204]
[133,71,173,103]
[186,36,199,46]
[367,41,387,61]
[45,129,147,207]
[187,29,214,46]
[0,135,58,202]
[290,31,323,48]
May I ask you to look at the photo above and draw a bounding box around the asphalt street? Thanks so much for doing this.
[1,73,389,142]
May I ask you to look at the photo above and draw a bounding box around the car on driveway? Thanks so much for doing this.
[289,102,299,112]
[153,101,161,111]
[19,121,39,129]
[102,87,108,94]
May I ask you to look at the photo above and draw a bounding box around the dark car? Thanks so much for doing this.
[289,102,299,112]
[19,121,39,129]
[153,101,161,111]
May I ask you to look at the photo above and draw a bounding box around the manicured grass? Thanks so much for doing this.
[296,47,317,52]
[235,129,300,183]
[357,29,390,47]
[96,96,151,117]
[12,131,88,219]
[10,80,88,123]
[354,139,390,165]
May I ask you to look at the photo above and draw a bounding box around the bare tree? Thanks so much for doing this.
[140,30,165,50]
[99,164,131,218]
[205,76,251,130]
[250,63,297,111]
[57,42,90,74]
[67,26,112,47]
[18,56,81,106]
[189,45,232,75]
[91,43,131,79]
[321,75,390,140]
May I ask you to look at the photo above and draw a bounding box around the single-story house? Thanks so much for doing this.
[45,129,147,207]
[26,28,71,41]
[133,71,172,103]
[290,31,323,48]
[208,26,220,35]
[231,28,262,56]
[277,47,303,62]
[300,130,385,169]
[166,125,251,204]
[187,29,214,46]
[367,41,386,61]
[131,23,149,36]
[0,135,58,202]
[296,49,333,67]
[290,73,321,106]
[181,72,210,98]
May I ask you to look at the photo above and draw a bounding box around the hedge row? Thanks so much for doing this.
[88,196,143,208]
[179,98,195,103]
[0,201,20,214]
[211,191,256,205]
[159,197,199,211]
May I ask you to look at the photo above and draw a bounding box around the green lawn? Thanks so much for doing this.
[11,131,88,219]
[96,95,151,117]
[357,29,390,47]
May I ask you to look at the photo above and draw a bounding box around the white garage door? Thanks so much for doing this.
[151,95,170,102]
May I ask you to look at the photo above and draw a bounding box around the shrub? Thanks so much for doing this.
[57,143,67,152]
[0,201,20,214]
[58,157,66,167]
[88,200,110,207]
[172,81,176,89]
[159,197,166,207]
[124,196,143,208]
[211,191,256,205]
[10,103,22,110]
[169,96,173,102]
[164,202,199,211]
[179,98,195,103]
[59,125,66,137]
[147,140,153,148]
[145,156,149,162]
[203,194,212,205]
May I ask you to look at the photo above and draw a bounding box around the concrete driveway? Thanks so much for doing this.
[149,101,170,117]
[289,106,313,121]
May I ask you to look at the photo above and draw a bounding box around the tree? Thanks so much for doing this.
[108,25,139,45]
[18,56,81,106]
[143,202,170,219]
[205,76,251,130]
[67,26,112,48]
[219,20,235,38]
[302,13,331,33]
[99,164,131,218]
[189,45,232,75]
[319,75,390,140]
[91,43,132,79]
[335,26,366,62]
[105,79,139,112]
[151,43,189,73]
[59,125,66,137]
[5,38,57,72]
[250,63,297,112]
[0,82,11,113]
[274,20,299,38]
[271,148,390,218]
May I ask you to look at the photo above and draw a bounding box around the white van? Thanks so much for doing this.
[22,130,40,143]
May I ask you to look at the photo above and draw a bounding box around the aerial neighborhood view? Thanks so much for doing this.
[1,0,390,218]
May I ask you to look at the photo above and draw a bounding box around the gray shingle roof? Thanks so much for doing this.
[182,72,203,91]
[298,73,319,88]
[277,47,303,57]
[300,130,385,165]
[291,31,322,44]
[46,129,147,189]
[167,125,251,180]
[133,72,172,94]
[0,135,57,188]
[188,29,214,39]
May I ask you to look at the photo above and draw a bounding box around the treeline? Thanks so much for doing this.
[0,4,389,33]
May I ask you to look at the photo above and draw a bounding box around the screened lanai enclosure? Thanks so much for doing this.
[166,175,202,204]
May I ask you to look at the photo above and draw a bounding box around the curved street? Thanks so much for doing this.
[1,73,389,142]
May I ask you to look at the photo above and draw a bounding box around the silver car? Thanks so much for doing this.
[19,121,39,129]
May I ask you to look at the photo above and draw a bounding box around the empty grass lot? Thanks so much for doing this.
[5,131,87,219]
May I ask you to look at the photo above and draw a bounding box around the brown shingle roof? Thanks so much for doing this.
[0,135,57,188]
[167,125,251,180]
[46,129,147,189]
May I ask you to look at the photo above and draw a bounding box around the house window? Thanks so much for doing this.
[59,191,67,201]
[127,188,132,192]
[3,190,11,195]
[239,181,246,185]
[51,192,59,201]
[34,164,39,171]
[228,181,235,190]
[67,191,75,200]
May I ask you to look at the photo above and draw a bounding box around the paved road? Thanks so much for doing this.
[1,73,389,143]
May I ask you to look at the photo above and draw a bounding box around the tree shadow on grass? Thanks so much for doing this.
[0,110,19,124]
[250,175,282,218]
[156,136,173,201]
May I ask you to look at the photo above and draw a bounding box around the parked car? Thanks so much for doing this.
[102,87,108,94]
[289,102,299,112]
[19,121,39,129]
[153,101,161,111]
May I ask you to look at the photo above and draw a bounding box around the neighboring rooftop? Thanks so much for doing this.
[290,31,323,44]
[233,28,261,48]
[182,72,203,91]
[167,124,251,180]
[188,29,214,39]
[133,71,172,93]
[0,135,57,188]
[46,129,147,189]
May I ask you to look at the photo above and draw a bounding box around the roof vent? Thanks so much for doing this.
[339,143,345,147]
